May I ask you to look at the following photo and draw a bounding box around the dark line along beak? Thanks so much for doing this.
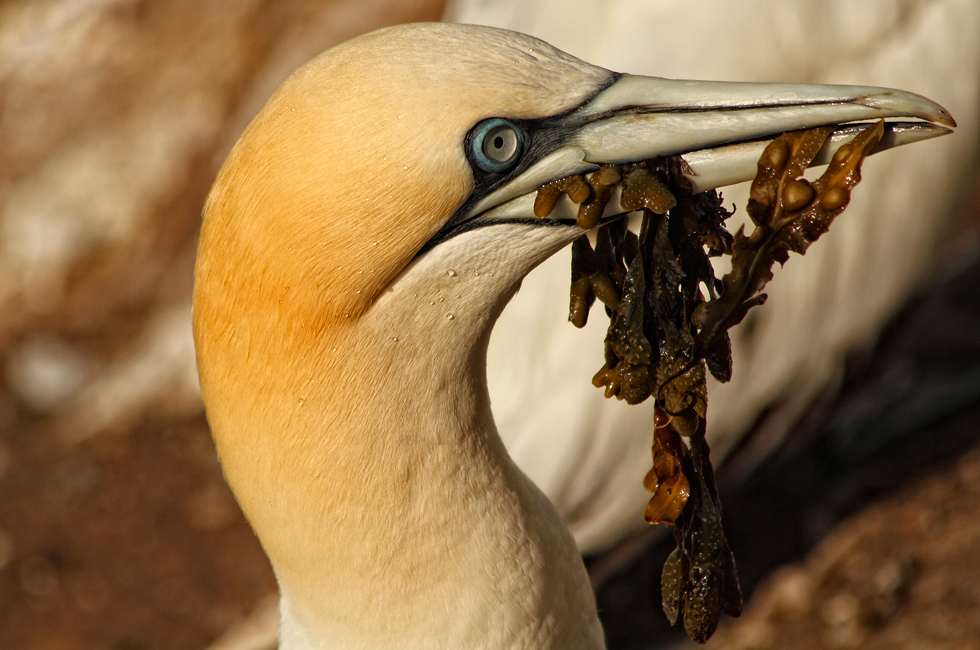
[468,74,954,226]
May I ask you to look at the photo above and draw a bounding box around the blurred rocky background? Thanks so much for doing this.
[1,1,979,650]
[0,1,445,649]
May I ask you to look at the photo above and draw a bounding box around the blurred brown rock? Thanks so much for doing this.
[697,447,980,650]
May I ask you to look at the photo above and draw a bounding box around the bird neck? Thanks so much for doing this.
[198,226,604,649]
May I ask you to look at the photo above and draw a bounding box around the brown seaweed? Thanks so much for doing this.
[541,122,884,643]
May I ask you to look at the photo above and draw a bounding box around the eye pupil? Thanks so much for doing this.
[472,118,524,172]
[482,126,517,162]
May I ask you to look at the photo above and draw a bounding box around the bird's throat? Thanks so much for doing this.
[200,225,604,649]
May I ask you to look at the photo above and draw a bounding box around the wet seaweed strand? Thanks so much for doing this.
[534,121,884,643]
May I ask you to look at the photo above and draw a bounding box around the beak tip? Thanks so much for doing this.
[927,101,957,128]
[868,90,957,128]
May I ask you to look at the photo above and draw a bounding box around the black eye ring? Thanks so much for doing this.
[471,118,524,173]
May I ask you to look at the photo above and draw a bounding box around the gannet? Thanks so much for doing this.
[192,23,953,650]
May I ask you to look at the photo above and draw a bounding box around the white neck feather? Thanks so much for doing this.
[272,224,604,649]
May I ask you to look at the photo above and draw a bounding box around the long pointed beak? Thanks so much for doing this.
[470,74,954,225]
[574,74,953,162]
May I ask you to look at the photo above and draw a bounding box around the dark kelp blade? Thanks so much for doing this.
[655,358,706,437]
[704,331,733,383]
[661,546,686,626]
[608,252,652,367]
[540,124,880,643]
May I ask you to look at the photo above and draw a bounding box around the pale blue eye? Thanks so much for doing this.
[472,118,524,173]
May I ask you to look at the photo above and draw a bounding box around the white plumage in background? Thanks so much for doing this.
[446,0,980,554]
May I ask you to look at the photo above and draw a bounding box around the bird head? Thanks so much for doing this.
[195,20,952,395]
[196,25,611,331]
